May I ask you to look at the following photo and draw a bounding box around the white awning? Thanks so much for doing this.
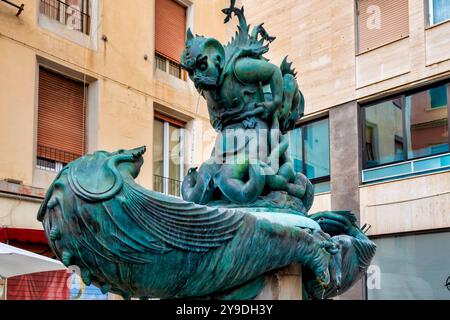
[0,242,66,278]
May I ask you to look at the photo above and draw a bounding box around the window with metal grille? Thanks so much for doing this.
[37,67,87,172]
[154,0,187,80]
[356,0,409,54]
[155,53,167,72]
[154,53,185,80]
[39,0,90,35]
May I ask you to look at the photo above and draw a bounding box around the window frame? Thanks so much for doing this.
[153,113,186,196]
[426,0,450,27]
[365,227,450,300]
[39,0,91,35]
[36,66,88,172]
[360,80,450,170]
[291,116,331,188]
[154,0,191,81]
[355,0,410,55]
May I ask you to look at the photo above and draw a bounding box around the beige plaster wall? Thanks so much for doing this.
[239,0,357,116]
[0,0,227,229]
[309,192,332,214]
[356,0,450,101]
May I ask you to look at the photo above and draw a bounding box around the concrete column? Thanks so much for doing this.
[329,100,366,300]
[329,101,361,217]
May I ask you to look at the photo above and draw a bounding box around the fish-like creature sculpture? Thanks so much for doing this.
[37,147,375,299]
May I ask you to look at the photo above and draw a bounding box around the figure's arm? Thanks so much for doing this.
[235,58,283,115]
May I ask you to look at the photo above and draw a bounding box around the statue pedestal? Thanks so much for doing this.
[255,264,302,300]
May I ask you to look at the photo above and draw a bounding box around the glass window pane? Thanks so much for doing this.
[364,99,404,167]
[303,119,330,179]
[432,0,450,25]
[313,181,331,194]
[153,119,164,192]
[288,127,303,173]
[368,232,450,300]
[405,85,449,159]
[168,124,182,196]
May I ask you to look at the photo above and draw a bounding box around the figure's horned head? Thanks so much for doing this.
[181,28,225,91]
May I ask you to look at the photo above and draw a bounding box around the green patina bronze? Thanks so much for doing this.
[37,1,376,300]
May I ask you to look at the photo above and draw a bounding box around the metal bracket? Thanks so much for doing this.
[1,0,24,16]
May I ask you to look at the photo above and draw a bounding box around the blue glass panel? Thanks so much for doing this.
[430,85,448,109]
[288,127,303,172]
[314,181,331,194]
[304,119,330,179]
[405,85,449,159]
[364,99,404,167]
[414,154,450,172]
[432,0,450,25]
[363,162,412,182]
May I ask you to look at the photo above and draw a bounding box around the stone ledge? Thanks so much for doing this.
[0,180,46,200]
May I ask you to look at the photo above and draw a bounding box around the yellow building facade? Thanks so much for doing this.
[0,0,231,230]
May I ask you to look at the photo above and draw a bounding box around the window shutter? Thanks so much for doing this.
[154,111,186,128]
[357,0,409,53]
[37,68,87,163]
[155,0,187,62]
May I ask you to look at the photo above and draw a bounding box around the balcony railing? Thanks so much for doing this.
[155,53,185,80]
[153,174,182,197]
[40,0,90,35]
[36,145,82,172]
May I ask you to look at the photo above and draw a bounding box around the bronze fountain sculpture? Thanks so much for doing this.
[37,2,376,300]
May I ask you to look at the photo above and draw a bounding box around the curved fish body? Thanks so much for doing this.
[37,147,375,299]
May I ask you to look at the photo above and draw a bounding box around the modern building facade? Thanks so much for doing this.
[239,0,450,299]
[1,0,449,300]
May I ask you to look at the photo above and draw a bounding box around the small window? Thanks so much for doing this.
[427,0,450,26]
[155,53,167,72]
[39,0,90,35]
[405,84,449,159]
[155,0,187,80]
[153,112,186,197]
[356,0,409,53]
[37,67,87,172]
[288,118,331,193]
[154,53,185,80]
[363,98,404,167]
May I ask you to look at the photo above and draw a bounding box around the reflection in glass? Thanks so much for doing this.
[364,99,404,167]
[304,119,330,179]
[153,119,164,193]
[153,119,184,197]
[287,127,303,173]
[405,85,449,159]
[368,232,450,300]
[314,181,331,194]
[168,124,182,197]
